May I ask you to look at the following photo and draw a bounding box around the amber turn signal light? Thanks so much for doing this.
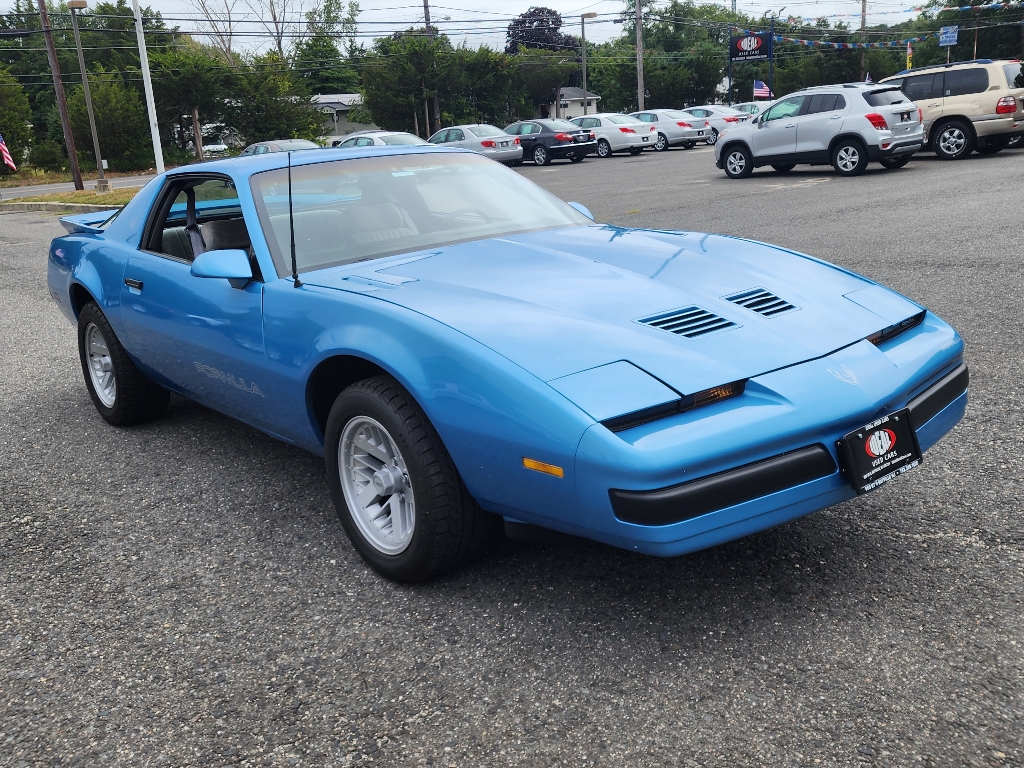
[522,458,564,478]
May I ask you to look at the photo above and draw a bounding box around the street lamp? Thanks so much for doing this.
[581,12,597,116]
[67,0,109,193]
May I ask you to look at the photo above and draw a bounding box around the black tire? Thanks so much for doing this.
[532,145,550,165]
[570,155,584,163]
[879,154,912,169]
[683,142,696,150]
[706,128,719,146]
[77,301,169,426]
[831,138,868,176]
[722,144,753,179]
[324,375,497,582]
[933,120,975,160]
[596,139,612,158]
[771,163,795,173]
[653,133,669,151]
[628,147,643,156]
[511,159,523,167]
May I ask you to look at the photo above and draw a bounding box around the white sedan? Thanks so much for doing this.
[570,113,657,158]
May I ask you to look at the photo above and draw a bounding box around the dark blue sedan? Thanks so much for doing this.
[47,146,967,581]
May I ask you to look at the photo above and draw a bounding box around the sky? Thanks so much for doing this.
[132,0,925,53]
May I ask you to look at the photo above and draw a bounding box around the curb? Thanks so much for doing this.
[0,201,121,213]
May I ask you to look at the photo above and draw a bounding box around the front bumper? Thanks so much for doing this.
[550,141,596,159]
[500,313,966,557]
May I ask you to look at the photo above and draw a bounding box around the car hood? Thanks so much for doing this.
[303,225,922,396]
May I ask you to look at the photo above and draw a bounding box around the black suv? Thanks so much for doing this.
[503,119,596,165]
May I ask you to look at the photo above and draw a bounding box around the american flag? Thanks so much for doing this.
[754,80,774,99]
[0,133,16,171]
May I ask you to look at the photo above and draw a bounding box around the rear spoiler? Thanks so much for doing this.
[59,209,118,235]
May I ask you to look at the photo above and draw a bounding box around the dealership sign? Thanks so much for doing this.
[730,32,773,62]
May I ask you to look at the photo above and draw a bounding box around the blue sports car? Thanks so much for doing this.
[47,146,968,581]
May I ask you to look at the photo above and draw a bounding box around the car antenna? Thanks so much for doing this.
[288,151,302,288]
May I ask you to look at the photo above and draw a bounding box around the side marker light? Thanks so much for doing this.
[523,458,564,478]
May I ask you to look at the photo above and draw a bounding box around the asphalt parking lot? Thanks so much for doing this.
[2,145,1022,768]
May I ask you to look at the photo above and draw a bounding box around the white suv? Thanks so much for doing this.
[714,83,925,178]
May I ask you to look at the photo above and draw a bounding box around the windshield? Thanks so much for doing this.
[864,88,908,106]
[380,133,429,145]
[541,119,582,132]
[250,152,592,275]
[606,114,641,124]
[467,124,505,137]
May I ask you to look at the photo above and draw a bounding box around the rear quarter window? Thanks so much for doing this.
[944,67,989,97]
[1004,63,1024,89]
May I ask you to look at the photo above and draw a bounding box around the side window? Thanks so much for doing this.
[505,124,521,135]
[148,179,251,267]
[763,96,804,121]
[255,145,269,155]
[240,146,254,156]
[806,94,840,114]
[904,74,940,101]
[945,67,989,97]
[1004,63,1024,89]
[355,137,374,147]
[428,131,447,144]
[639,113,655,122]
[339,137,358,147]
[524,123,540,135]
[448,128,464,141]
[835,95,846,110]
[580,117,597,129]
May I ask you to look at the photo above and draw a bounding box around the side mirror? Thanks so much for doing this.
[191,248,253,289]
[567,201,595,221]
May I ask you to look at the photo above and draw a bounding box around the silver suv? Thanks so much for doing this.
[715,83,925,178]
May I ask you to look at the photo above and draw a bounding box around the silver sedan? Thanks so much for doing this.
[677,105,752,145]
[629,109,711,151]
[428,124,523,165]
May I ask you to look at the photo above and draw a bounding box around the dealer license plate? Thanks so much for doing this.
[838,409,922,494]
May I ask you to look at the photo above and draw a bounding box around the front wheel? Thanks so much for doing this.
[879,154,912,169]
[596,139,612,158]
[706,128,719,146]
[722,145,752,179]
[77,302,169,426]
[934,120,974,160]
[831,139,868,176]
[532,145,550,165]
[653,133,668,151]
[324,376,497,582]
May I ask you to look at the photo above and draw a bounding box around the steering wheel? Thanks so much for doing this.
[442,207,493,224]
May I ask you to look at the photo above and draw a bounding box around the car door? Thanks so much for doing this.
[750,96,805,158]
[446,128,467,149]
[901,73,943,137]
[119,176,270,424]
[795,93,848,156]
[518,122,541,154]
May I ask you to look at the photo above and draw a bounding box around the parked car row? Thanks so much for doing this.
[714,58,1024,178]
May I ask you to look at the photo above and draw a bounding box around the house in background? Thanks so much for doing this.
[539,87,601,120]
[315,94,377,139]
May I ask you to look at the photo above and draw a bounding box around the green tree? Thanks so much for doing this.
[517,47,579,116]
[224,53,321,143]
[66,72,152,170]
[0,65,32,172]
[151,44,226,156]
[293,35,360,94]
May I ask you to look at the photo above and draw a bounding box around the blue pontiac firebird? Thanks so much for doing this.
[47,146,968,581]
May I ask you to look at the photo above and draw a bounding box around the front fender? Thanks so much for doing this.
[262,280,596,525]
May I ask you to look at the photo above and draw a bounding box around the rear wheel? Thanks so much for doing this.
[831,138,868,176]
[879,154,912,169]
[722,145,752,179]
[596,139,612,158]
[771,163,795,173]
[706,128,719,146]
[934,120,974,160]
[532,145,550,165]
[653,133,669,151]
[325,376,497,582]
[77,302,169,426]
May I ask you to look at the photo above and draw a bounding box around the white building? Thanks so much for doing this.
[541,87,601,120]
[314,94,377,139]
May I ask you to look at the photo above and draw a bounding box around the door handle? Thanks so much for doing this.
[928,102,940,107]
[785,124,795,128]
[124,277,143,291]
[830,114,842,119]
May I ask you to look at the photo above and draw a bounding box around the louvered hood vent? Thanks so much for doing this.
[638,306,737,338]
[724,288,798,317]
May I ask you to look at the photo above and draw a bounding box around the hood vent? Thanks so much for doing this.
[638,306,737,338]
[724,288,797,317]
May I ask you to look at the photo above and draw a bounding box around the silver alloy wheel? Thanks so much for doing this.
[84,322,116,408]
[706,129,718,145]
[533,146,547,164]
[338,416,415,555]
[938,126,966,156]
[654,133,668,151]
[836,145,861,172]
[597,140,611,158]
[726,150,746,176]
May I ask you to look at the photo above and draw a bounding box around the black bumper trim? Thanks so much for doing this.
[610,445,838,527]
[907,362,968,429]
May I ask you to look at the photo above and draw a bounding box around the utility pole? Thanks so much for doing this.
[423,0,440,132]
[768,16,775,101]
[636,0,645,110]
[860,0,867,80]
[581,12,596,115]
[68,1,109,192]
[132,0,164,173]
[37,0,83,190]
